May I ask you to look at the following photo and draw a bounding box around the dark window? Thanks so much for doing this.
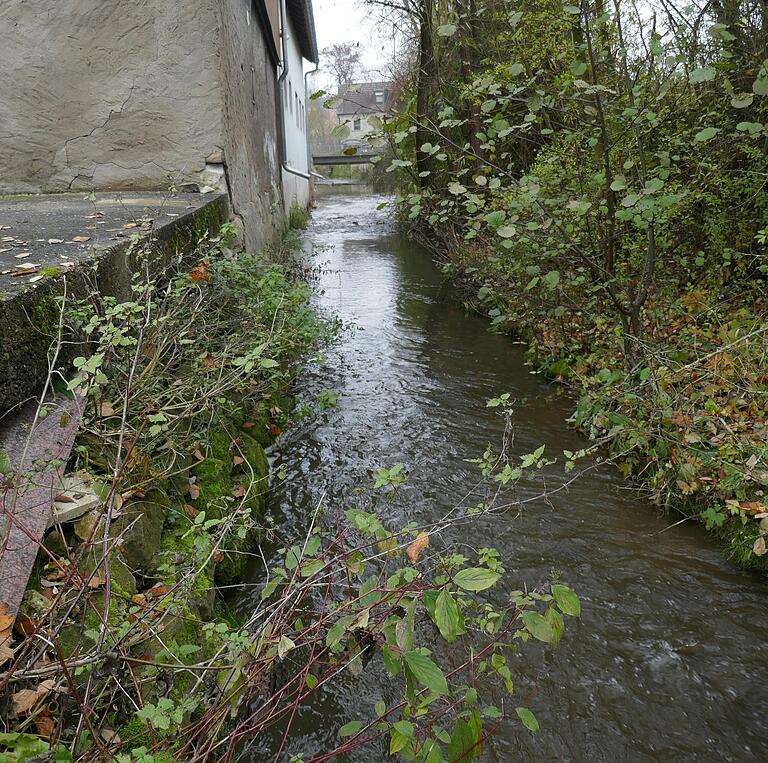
[353,118,361,131]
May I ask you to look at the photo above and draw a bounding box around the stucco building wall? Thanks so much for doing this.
[0,0,284,252]
[218,0,283,251]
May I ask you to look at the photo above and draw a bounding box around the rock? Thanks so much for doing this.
[112,489,169,577]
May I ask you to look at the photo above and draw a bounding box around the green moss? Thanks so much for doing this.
[192,457,232,520]
[118,714,153,750]
[545,358,573,380]
[720,521,768,573]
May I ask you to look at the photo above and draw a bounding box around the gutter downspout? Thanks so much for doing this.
[304,60,319,174]
[278,0,311,181]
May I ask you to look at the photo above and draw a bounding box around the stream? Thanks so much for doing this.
[240,190,768,762]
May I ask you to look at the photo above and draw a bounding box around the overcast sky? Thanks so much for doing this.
[310,0,392,90]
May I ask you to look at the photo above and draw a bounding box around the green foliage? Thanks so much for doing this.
[376,0,768,569]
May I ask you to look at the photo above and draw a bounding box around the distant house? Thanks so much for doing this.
[336,81,395,152]
[0,0,318,252]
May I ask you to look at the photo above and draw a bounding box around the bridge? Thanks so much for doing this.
[312,153,380,166]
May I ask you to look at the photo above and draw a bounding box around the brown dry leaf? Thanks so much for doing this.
[740,501,766,515]
[100,401,116,417]
[212,550,224,563]
[269,423,283,436]
[122,222,138,229]
[183,503,200,518]
[193,449,205,462]
[190,261,210,283]
[131,594,147,606]
[148,583,171,599]
[34,708,55,739]
[0,641,16,667]
[0,601,14,631]
[233,455,244,466]
[88,573,106,589]
[202,352,216,372]
[188,480,200,500]
[231,484,245,498]
[242,421,255,430]
[406,532,430,564]
[753,536,767,556]
[12,689,40,716]
[14,614,35,636]
[71,235,91,242]
[53,493,75,504]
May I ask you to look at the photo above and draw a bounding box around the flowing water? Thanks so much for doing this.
[241,191,768,762]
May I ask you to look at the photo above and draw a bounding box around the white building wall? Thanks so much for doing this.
[280,10,311,212]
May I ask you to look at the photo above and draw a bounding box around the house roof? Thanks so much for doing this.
[286,0,319,64]
[336,81,396,116]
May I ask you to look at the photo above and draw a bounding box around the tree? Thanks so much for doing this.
[321,43,362,89]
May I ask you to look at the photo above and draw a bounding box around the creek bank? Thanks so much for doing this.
[1,221,330,760]
[407,222,768,574]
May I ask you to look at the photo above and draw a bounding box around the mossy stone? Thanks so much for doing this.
[192,457,232,520]
[113,488,170,577]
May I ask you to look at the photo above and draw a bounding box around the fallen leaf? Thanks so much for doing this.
[34,708,55,738]
[406,531,430,564]
[0,601,14,631]
[202,352,216,371]
[12,689,40,715]
[12,680,54,717]
[183,503,200,518]
[14,614,35,636]
[193,449,205,461]
[242,421,255,430]
[88,573,106,589]
[99,401,116,417]
[0,641,16,667]
[233,455,244,466]
[122,222,138,229]
[147,583,171,598]
[14,252,30,259]
[188,481,200,500]
[71,236,91,242]
[269,423,283,436]
[231,484,245,498]
[753,536,767,556]
[47,238,64,244]
[53,493,75,504]
[131,594,147,606]
[190,261,210,283]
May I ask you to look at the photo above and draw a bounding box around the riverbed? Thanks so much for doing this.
[242,191,768,761]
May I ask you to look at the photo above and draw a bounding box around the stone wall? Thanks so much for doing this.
[0,0,284,252]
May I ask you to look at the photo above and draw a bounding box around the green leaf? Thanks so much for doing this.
[339,720,363,738]
[437,23,457,36]
[570,61,587,76]
[609,175,627,192]
[454,567,500,592]
[551,584,581,617]
[542,270,560,288]
[435,589,461,643]
[731,92,754,109]
[521,610,553,643]
[404,651,448,695]
[694,127,719,142]
[496,225,516,238]
[277,635,295,659]
[0,449,11,474]
[516,707,539,732]
[690,66,716,83]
